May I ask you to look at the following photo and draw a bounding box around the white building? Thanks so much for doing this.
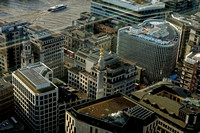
[68,48,137,99]
[12,62,59,133]
[117,19,180,82]
[91,0,171,25]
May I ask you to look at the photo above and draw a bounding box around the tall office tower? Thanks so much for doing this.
[181,51,200,94]
[12,62,59,133]
[21,41,34,68]
[117,19,180,82]
[27,25,65,78]
[68,48,137,99]
[0,20,28,72]
[91,0,171,25]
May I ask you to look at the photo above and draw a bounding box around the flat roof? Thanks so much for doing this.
[14,63,56,94]
[0,78,12,91]
[93,0,165,12]
[120,19,179,46]
[77,96,136,119]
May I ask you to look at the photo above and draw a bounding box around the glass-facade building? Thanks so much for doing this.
[117,19,180,82]
[91,0,171,25]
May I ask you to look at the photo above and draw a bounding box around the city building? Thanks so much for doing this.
[131,81,200,133]
[0,116,24,133]
[87,33,112,51]
[27,25,65,78]
[64,28,113,52]
[167,13,200,70]
[68,48,137,99]
[181,51,200,94]
[164,0,198,13]
[0,78,13,120]
[117,19,180,82]
[76,12,101,32]
[21,41,34,68]
[91,0,171,25]
[65,93,156,133]
[0,20,28,72]
[12,62,59,133]
[64,27,93,51]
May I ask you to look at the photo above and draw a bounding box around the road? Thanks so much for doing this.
[0,0,91,31]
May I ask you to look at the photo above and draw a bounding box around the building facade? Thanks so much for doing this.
[12,62,59,133]
[0,20,28,72]
[91,0,170,25]
[181,51,200,94]
[27,25,65,78]
[21,41,34,68]
[68,48,137,99]
[0,78,13,120]
[117,19,180,82]
[65,93,156,133]
[167,13,200,70]
[131,81,200,133]
[165,0,198,13]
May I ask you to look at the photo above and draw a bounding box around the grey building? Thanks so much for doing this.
[91,0,171,25]
[0,20,28,72]
[27,25,65,78]
[165,0,198,14]
[117,19,180,82]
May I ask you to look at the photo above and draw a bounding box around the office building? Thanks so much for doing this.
[0,20,28,72]
[91,0,170,25]
[27,25,65,78]
[68,48,137,99]
[131,81,200,132]
[0,78,13,119]
[87,33,112,51]
[167,13,200,69]
[64,28,113,52]
[181,51,200,94]
[117,19,180,82]
[12,62,59,133]
[65,93,156,133]
[165,0,198,13]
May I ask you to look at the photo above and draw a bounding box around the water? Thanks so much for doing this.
[0,0,91,31]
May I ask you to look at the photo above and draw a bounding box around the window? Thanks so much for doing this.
[90,127,93,133]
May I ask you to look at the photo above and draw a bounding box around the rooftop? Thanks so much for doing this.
[13,62,56,94]
[121,19,179,45]
[93,0,165,12]
[0,78,12,91]
[77,96,136,119]
[185,52,200,64]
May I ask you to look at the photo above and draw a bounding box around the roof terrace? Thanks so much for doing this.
[122,19,179,45]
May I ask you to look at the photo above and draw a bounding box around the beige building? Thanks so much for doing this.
[131,81,200,133]
[68,48,137,99]
[64,27,112,52]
